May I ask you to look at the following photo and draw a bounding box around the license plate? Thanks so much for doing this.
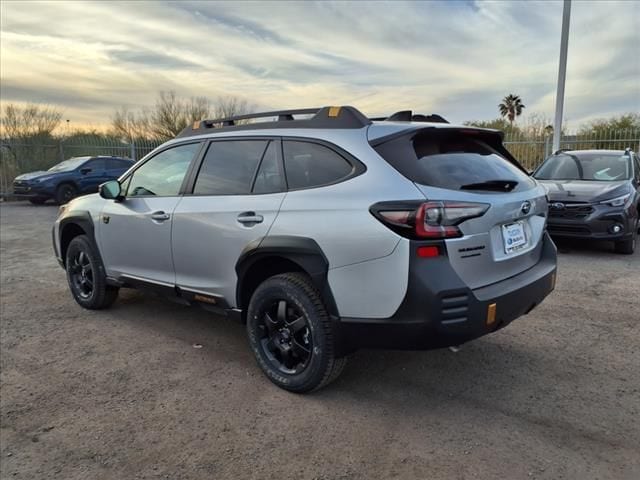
[502,221,527,254]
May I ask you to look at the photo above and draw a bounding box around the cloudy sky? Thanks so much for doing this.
[1,0,638,130]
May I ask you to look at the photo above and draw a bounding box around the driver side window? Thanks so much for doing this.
[126,143,201,197]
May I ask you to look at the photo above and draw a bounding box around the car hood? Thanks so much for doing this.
[14,170,57,181]
[537,179,629,203]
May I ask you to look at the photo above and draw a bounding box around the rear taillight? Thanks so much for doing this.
[371,201,489,239]
[416,201,489,238]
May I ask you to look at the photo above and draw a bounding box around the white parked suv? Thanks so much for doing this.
[53,106,557,392]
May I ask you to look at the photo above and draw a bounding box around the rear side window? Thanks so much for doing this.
[194,140,268,195]
[374,131,533,192]
[84,159,106,171]
[107,159,132,169]
[283,141,353,190]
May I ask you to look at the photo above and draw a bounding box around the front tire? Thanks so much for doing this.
[56,183,77,205]
[614,219,638,254]
[246,273,346,393]
[65,235,119,309]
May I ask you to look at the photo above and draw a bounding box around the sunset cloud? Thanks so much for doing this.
[1,0,638,129]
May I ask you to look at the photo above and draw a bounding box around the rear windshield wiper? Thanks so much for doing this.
[460,180,518,192]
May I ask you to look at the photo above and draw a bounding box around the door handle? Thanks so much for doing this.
[150,211,170,221]
[237,212,264,224]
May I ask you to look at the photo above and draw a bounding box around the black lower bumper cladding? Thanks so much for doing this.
[336,233,557,355]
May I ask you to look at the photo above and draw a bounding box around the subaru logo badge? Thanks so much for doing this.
[551,202,565,210]
[520,201,531,215]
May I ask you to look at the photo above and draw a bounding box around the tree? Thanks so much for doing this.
[578,113,640,135]
[464,118,514,131]
[498,94,526,127]
[214,96,252,120]
[110,91,253,141]
[0,103,63,139]
[111,106,150,142]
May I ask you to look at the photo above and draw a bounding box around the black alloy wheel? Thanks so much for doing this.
[56,183,77,204]
[246,273,346,393]
[65,235,119,309]
[259,299,312,375]
[69,249,94,299]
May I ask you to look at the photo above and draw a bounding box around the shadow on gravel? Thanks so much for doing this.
[109,289,552,418]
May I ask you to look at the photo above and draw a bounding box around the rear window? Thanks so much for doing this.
[374,131,533,192]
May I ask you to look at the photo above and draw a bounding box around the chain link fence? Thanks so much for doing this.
[504,129,640,172]
[0,137,162,197]
[1,130,639,197]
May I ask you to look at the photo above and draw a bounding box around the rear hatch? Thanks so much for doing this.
[372,126,548,290]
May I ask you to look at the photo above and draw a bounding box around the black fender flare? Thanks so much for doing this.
[235,235,339,318]
[58,210,98,264]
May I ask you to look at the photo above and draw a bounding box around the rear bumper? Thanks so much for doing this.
[335,233,557,354]
[546,204,636,240]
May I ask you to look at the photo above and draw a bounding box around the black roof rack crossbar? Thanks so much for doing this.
[370,110,449,124]
[201,108,320,128]
[178,106,372,138]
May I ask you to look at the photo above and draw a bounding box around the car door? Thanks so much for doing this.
[77,158,107,193]
[172,138,286,305]
[98,142,203,285]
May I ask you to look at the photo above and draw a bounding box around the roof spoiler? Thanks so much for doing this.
[370,110,449,124]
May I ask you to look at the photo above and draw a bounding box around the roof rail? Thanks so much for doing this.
[370,110,449,124]
[177,106,372,138]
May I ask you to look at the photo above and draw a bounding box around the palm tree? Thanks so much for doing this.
[498,94,526,127]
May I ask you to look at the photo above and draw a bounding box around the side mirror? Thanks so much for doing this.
[99,180,122,200]
[80,167,92,175]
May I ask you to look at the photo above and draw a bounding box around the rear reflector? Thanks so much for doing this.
[417,246,440,258]
[486,303,497,326]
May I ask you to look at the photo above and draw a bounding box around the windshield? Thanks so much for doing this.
[47,157,90,172]
[534,153,631,181]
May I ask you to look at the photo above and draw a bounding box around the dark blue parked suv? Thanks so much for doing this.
[13,155,134,204]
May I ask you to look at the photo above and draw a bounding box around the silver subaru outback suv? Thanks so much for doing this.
[53,106,557,392]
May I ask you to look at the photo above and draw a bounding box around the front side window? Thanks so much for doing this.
[127,142,201,197]
[535,153,632,181]
[193,140,268,195]
[283,141,353,190]
[252,141,284,194]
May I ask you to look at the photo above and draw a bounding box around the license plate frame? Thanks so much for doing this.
[501,221,528,254]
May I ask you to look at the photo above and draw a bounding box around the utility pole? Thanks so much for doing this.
[552,0,571,153]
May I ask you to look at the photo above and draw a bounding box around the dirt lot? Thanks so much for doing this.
[0,202,638,480]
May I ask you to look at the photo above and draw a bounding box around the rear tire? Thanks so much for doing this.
[28,197,47,205]
[66,235,119,309]
[246,272,346,393]
[56,183,77,205]
[614,220,637,254]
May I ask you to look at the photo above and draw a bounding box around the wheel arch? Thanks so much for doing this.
[59,211,95,264]
[235,236,339,320]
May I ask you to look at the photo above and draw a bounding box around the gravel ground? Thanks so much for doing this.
[1,201,638,480]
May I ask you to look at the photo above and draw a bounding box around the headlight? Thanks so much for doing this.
[33,176,53,183]
[599,193,631,207]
